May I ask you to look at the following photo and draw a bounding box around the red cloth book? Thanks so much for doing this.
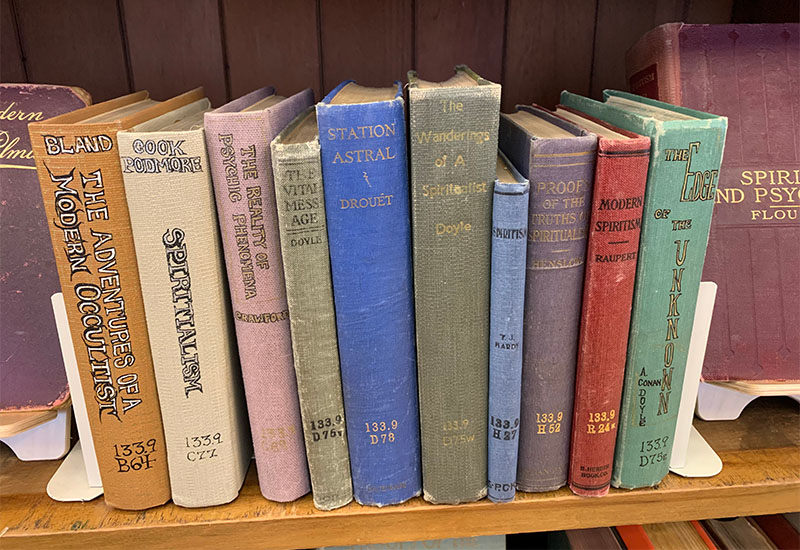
[627,23,800,382]
[616,525,655,550]
[553,106,650,497]
[751,515,800,549]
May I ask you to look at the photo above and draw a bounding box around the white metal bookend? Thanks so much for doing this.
[669,281,723,478]
[46,293,104,502]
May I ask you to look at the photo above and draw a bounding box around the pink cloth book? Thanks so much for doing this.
[204,87,313,501]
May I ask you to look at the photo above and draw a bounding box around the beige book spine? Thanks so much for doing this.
[120,107,251,507]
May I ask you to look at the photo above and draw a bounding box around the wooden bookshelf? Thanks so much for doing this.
[1,398,798,549]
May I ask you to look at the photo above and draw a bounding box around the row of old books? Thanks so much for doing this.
[320,512,800,549]
[24,64,727,511]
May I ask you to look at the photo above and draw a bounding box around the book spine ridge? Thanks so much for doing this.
[409,84,501,503]
[29,121,171,509]
[204,97,312,501]
[487,180,529,503]
[316,97,422,506]
[271,134,354,511]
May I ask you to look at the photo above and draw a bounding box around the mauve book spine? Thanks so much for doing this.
[628,23,800,382]
[499,108,596,492]
[204,87,313,501]
[487,173,529,503]
[0,84,88,411]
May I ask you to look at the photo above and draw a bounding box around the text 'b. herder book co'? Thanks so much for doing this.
[28,89,208,509]
[553,106,650,497]
[205,87,312,502]
[271,107,353,511]
[408,66,500,504]
[316,81,421,506]
[560,90,727,489]
[120,98,251,507]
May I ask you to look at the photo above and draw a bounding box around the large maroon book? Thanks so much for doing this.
[553,106,650,497]
[0,84,90,411]
[627,23,799,381]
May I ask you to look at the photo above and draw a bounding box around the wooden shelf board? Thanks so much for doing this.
[1,399,798,550]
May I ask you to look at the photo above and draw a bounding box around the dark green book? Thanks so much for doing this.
[408,66,501,504]
[271,107,353,510]
[560,90,727,489]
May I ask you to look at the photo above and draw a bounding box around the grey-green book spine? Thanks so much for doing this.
[408,66,501,504]
[271,108,353,511]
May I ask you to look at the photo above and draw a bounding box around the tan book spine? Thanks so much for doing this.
[28,89,203,509]
[119,100,251,507]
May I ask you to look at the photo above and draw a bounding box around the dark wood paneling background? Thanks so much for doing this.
[2,0,797,109]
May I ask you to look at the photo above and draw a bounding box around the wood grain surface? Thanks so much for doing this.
[1,398,797,549]
[222,0,322,102]
[122,0,227,106]
[12,0,130,101]
[5,0,788,106]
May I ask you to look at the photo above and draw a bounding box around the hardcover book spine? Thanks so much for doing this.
[316,95,421,506]
[625,23,683,103]
[568,136,649,497]
[29,122,171,510]
[487,179,529,503]
[499,117,596,492]
[204,91,313,501]
[120,124,251,507]
[611,123,726,488]
[521,139,595,492]
[409,83,500,503]
[271,124,354,511]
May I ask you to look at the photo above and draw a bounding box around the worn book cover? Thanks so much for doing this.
[499,105,596,492]
[408,66,500,504]
[1,84,88,412]
[271,107,353,510]
[28,89,206,509]
[316,81,421,507]
[487,153,529,503]
[204,87,312,502]
[627,23,799,382]
[560,90,727,489]
[553,106,650,497]
[120,99,251,507]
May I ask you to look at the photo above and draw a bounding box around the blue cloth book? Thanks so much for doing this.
[316,81,422,506]
[487,153,530,503]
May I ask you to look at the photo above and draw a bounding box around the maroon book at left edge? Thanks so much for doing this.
[0,84,90,410]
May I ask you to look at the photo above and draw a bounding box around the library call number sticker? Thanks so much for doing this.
[114,439,158,472]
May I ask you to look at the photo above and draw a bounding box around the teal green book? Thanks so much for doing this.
[560,90,727,489]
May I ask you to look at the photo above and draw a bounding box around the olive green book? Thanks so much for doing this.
[408,66,501,504]
[271,107,353,510]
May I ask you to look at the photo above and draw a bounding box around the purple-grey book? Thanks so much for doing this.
[0,84,89,411]
[499,105,597,492]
